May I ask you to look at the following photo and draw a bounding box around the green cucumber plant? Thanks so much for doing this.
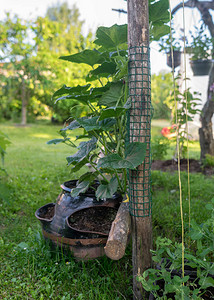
[48,24,147,200]
[47,0,172,199]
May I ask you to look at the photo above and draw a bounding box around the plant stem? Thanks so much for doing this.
[123,168,127,193]
[65,140,76,147]
[92,66,104,87]
[87,101,99,115]
[115,172,123,191]
[88,159,110,183]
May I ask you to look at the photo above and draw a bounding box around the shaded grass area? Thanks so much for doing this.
[0,122,213,299]
[151,171,214,243]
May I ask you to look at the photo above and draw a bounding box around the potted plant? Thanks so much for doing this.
[159,30,182,69]
[188,23,213,76]
[36,24,147,259]
[138,199,214,299]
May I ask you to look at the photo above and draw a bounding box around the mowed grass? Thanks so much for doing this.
[0,122,213,299]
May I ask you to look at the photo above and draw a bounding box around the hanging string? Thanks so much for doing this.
[169,0,185,282]
[182,0,191,242]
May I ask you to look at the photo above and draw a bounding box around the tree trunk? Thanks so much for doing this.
[199,67,214,160]
[21,78,27,125]
[127,0,152,299]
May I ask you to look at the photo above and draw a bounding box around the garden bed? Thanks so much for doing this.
[152,158,213,175]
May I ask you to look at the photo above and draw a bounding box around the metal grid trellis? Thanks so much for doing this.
[127,45,152,217]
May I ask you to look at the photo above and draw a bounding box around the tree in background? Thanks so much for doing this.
[0,14,38,125]
[0,2,93,124]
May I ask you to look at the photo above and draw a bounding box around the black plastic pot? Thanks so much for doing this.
[35,179,122,260]
[166,50,181,68]
[190,59,213,76]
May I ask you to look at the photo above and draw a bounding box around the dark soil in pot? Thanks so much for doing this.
[35,203,55,221]
[39,205,55,219]
[68,206,117,236]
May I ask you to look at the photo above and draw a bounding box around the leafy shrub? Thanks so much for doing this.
[151,137,170,160]
[202,154,214,167]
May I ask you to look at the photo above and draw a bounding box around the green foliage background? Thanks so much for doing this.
[0,3,93,123]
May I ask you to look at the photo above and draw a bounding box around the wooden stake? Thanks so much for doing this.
[127,0,152,299]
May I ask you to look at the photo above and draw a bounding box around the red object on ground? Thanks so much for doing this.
[161,125,177,139]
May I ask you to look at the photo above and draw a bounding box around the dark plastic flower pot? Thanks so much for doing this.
[66,205,118,236]
[35,179,122,260]
[190,59,213,76]
[166,50,181,68]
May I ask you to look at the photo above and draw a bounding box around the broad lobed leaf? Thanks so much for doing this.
[97,142,147,170]
[66,137,97,165]
[96,177,118,200]
[94,24,127,50]
[59,49,103,67]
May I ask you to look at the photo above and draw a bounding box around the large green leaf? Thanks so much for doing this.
[98,82,124,107]
[59,49,102,67]
[66,137,97,165]
[78,172,99,184]
[54,92,101,104]
[100,118,117,130]
[70,181,90,197]
[89,84,111,96]
[99,107,126,121]
[77,116,116,132]
[94,24,127,50]
[96,177,118,200]
[61,119,81,131]
[97,142,147,170]
[125,142,147,167]
[90,61,117,77]
[149,0,169,24]
[52,84,90,99]
[47,138,69,145]
[77,117,100,131]
[151,24,170,41]
[70,157,88,172]
[54,84,111,104]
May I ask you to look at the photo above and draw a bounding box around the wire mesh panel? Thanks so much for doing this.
[128,45,152,217]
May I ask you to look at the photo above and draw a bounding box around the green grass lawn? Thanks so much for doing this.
[0,122,213,299]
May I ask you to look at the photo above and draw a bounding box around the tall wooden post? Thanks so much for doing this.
[127,0,152,299]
